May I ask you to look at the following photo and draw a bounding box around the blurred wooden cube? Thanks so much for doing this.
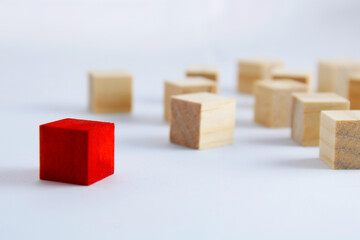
[271,69,313,91]
[186,65,219,81]
[89,70,132,113]
[237,58,284,94]
[164,77,217,122]
[320,110,360,169]
[254,80,307,128]
[170,92,236,149]
[317,59,360,96]
[348,74,360,109]
[291,93,350,146]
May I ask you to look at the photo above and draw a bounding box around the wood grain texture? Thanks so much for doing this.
[89,70,132,113]
[271,69,313,91]
[164,77,217,122]
[317,59,360,96]
[291,93,350,146]
[348,74,360,109]
[170,92,236,150]
[186,65,219,81]
[237,58,284,94]
[254,80,307,128]
[320,110,360,169]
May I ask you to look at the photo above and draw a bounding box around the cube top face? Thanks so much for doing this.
[238,58,284,67]
[322,110,360,121]
[172,92,234,110]
[40,118,114,185]
[292,93,349,105]
[186,65,219,75]
[350,74,360,81]
[166,77,217,88]
[319,58,360,67]
[320,110,360,169]
[89,70,132,79]
[41,118,113,132]
[256,80,307,91]
[170,93,236,149]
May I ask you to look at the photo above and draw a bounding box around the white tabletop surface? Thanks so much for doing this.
[1,0,360,239]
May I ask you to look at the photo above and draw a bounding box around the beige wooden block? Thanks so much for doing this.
[271,69,313,91]
[254,80,307,128]
[317,59,360,96]
[320,110,360,169]
[237,58,284,94]
[89,70,132,113]
[348,74,360,109]
[170,92,236,149]
[186,65,219,81]
[291,93,350,146]
[164,77,217,122]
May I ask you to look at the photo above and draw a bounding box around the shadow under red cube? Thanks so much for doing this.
[40,118,114,185]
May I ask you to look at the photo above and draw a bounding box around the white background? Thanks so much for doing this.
[1,0,360,239]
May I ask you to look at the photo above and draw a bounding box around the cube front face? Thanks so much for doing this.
[170,99,201,149]
[89,71,132,113]
[320,111,360,169]
[291,94,350,146]
[271,70,313,92]
[186,66,219,81]
[163,79,217,122]
[40,118,114,185]
[170,93,236,150]
[254,81,307,128]
[237,60,284,94]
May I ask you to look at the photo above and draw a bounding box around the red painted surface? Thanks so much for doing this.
[40,118,114,185]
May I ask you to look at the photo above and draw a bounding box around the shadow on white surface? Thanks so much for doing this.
[0,168,38,187]
[236,118,260,129]
[247,135,299,147]
[273,158,328,169]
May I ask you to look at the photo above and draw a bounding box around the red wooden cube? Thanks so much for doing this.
[40,118,114,185]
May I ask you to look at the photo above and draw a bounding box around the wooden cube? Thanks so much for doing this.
[348,74,360,109]
[317,59,360,96]
[237,58,284,94]
[164,77,217,122]
[89,70,132,113]
[320,110,360,169]
[170,92,236,149]
[186,65,219,81]
[254,80,307,128]
[271,69,313,91]
[40,118,114,185]
[291,93,350,146]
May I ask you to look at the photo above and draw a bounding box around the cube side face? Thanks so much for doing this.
[334,65,360,98]
[87,123,115,185]
[164,83,182,122]
[40,126,89,185]
[170,98,201,149]
[90,75,132,113]
[199,100,236,149]
[319,112,337,168]
[302,102,350,146]
[349,79,360,109]
[291,97,305,145]
[334,121,360,169]
[254,85,274,127]
[186,72,217,81]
